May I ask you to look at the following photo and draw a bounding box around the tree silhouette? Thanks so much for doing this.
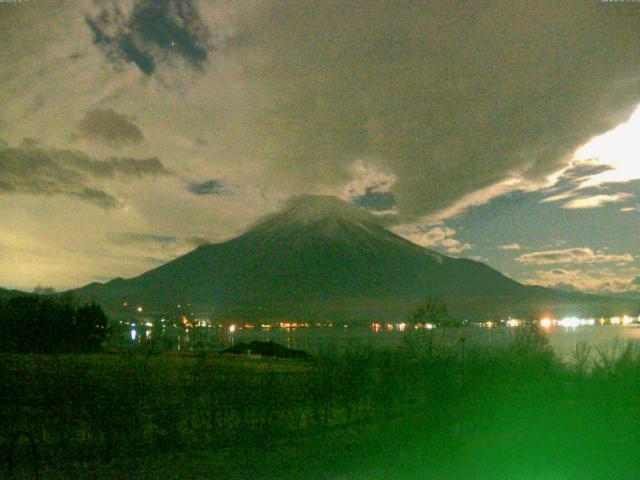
[33,285,57,296]
[0,295,108,353]
[73,303,108,352]
[408,297,450,326]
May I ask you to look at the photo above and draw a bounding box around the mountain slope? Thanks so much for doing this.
[0,287,29,300]
[74,196,637,321]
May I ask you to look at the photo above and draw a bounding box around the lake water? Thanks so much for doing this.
[220,324,640,362]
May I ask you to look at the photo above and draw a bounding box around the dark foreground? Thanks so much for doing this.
[3,329,640,479]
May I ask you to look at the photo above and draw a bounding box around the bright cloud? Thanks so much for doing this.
[400,226,472,255]
[573,105,640,188]
[561,193,634,209]
[340,160,397,200]
[621,205,640,213]
[499,243,522,251]
[515,247,634,265]
[523,267,640,294]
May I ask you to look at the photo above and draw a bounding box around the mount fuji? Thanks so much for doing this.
[73,196,636,321]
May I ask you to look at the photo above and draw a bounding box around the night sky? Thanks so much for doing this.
[1,0,639,295]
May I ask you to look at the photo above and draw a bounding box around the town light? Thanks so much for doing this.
[540,318,552,329]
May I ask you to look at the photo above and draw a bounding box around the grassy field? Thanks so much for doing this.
[3,328,640,479]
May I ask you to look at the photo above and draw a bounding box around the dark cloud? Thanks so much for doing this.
[352,188,396,212]
[111,233,179,245]
[561,164,615,183]
[103,157,169,177]
[0,143,169,208]
[110,232,210,247]
[63,154,169,178]
[77,108,144,147]
[76,188,121,209]
[86,0,211,75]
[539,163,625,206]
[188,179,226,195]
[552,269,566,275]
[245,0,640,218]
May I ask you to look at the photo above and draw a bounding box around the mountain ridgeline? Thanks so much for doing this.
[73,196,637,321]
[0,287,29,300]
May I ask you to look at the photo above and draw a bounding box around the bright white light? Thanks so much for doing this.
[558,317,580,329]
[136,306,143,313]
[557,317,596,328]
[506,318,521,328]
[130,329,137,341]
[611,316,621,325]
[622,315,634,326]
[229,324,236,333]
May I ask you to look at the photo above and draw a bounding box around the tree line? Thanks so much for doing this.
[0,293,107,353]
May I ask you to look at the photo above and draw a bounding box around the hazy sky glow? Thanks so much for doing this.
[1,0,639,295]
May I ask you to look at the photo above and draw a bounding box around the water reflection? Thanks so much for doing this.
[113,313,640,362]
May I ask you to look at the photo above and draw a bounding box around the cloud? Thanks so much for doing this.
[5,1,640,222]
[110,231,209,247]
[516,247,634,265]
[77,108,144,147]
[633,276,640,286]
[369,208,400,218]
[540,191,578,204]
[401,225,472,255]
[540,164,615,203]
[538,150,637,211]
[111,232,179,245]
[0,142,169,208]
[561,193,634,209]
[621,205,640,213]
[100,157,169,177]
[85,0,211,75]
[572,107,640,188]
[188,179,226,195]
[341,160,397,197]
[523,267,640,294]
[105,231,212,268]
[499,243,522,251]
[352,189,396,212]
[246,1,640,220]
